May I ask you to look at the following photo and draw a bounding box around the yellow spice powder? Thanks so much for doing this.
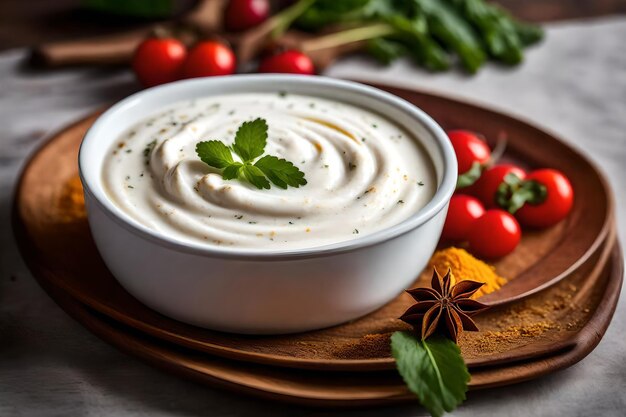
[56,176,86,222]
[429,247,507,298]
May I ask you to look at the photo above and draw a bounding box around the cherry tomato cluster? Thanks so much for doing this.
[131,0,315,88]
[442,130,574,259]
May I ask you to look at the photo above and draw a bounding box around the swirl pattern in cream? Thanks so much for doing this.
[102,93,435,250]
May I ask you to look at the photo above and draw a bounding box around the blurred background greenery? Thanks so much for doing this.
[1,0,625,51]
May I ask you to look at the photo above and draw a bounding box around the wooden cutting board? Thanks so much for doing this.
[13,84,617,372]
[34,242,623,406]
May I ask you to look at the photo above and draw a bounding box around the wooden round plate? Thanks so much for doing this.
[14,84,617,372]
[35,243,624,406]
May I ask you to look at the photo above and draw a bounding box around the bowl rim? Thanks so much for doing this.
[79,75,457,260]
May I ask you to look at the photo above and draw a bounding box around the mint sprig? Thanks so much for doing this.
[232,118,268,162]
[195,118,307,190]
[196,141,234,168]
[391,332,470,417]
[255,155,306,190]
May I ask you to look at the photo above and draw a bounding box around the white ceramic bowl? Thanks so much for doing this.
[79,75,457,334]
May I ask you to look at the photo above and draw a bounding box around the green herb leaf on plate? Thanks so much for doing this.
[391,331,470,417]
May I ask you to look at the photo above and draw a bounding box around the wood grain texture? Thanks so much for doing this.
[12,85,620,374]
[34,244,623,406]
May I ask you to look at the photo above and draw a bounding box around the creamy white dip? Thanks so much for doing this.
[102,93,436,250]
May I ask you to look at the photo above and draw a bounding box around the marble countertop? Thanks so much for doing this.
[1,17,625,417]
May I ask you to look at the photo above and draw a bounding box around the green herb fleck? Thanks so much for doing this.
[143,140,157,163]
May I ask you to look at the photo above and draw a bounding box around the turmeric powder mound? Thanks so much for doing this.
[56,176,86,222]
[429,247,506,299]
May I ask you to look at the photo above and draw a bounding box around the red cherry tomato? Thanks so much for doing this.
[181,41,236,79]
[258,50,315,75]
[471,164,526,208]
[442,195,486,241]
[468,210,521,259]
[132,38,187,87]
[447,130,491,175]
[225,0,270,31]
[516,169,574,228]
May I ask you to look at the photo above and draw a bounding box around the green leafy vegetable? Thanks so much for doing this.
[296,0,372,29]
[367,38,407,65]
[391,332,470,417]
[448,0,544,65]
[288,0,542,73]
[380,12,450,71]
[402,0,486,73]
[195,118,306,190]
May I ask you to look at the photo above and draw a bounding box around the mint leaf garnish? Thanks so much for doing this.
[241,165,270,189]
[391,332,469,417]
[231,118,268,163]
[195,118,306,190]
[255,155,307,189]
[196,140,234,169]
[222,162,243,180]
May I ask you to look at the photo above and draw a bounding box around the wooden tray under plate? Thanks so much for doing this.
[36,242,623,406]
[13,84,618,372]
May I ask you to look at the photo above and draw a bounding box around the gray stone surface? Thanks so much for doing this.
[1,17,625,417]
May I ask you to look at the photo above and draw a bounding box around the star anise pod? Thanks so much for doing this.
[400,268,489,343]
